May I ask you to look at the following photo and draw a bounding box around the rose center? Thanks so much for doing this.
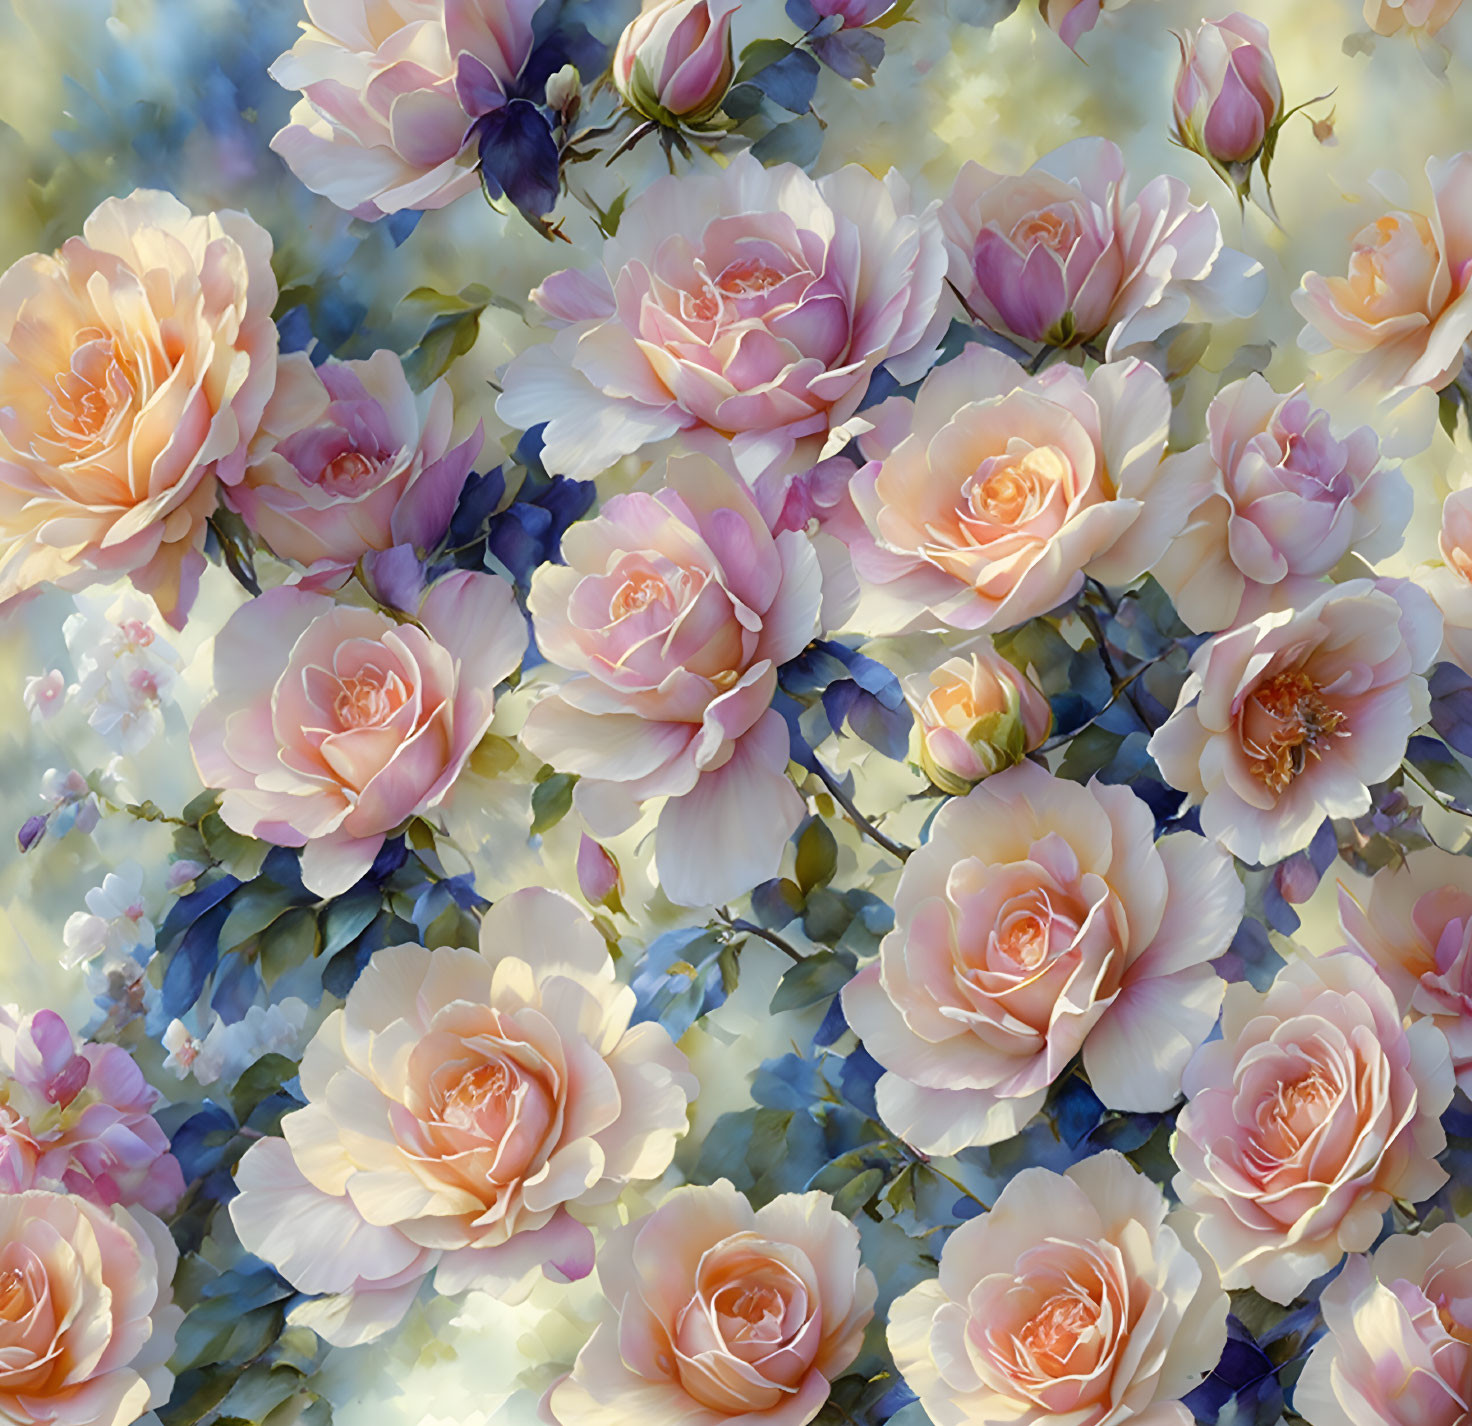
[333,669,408,730]
[611,570,676,619]
[963,447,1067,528]
[1011,207,1077,256]
[1241,670,1346,793]
[320,450,377,493]
[0,1267,30,1322]
[1015,1290,1100,1375]
[1253,1067,1335,1160]
[442,1060,513,1132]
[48,331,133,450]
[716,1282,787,1344]
[717,257,786,298]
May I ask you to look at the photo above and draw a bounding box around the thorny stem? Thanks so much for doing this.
[715,909,806,964]
[810,757,912,862]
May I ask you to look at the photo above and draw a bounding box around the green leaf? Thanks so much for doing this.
[200,814,267,879]
[231,1053,300,1122]
[770,948,855,1013]
[260,908,319,986]
[830,1166,885,1218]
[320,887,382,957]
[215,1364,306,1424]
[159,1369,235,1426]
[402,302,487,392]
[734,37,797,85]
[794,819,838,894]
[531,772,578,834]
[1057,724,1125,783]
[219,882,308,950]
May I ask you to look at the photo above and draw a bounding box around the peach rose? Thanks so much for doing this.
[496,151,946,481]
[0,1191,180,1426]
[270,0,544,219]
[941,138,1264,356]
[0,190,277,626]
[848,344,1195,634]
[1418,485,1472,671]
[1148,578,1440,867]
[890,1151,1228,1426]
[1293,154,1472,395]
[840,760,1243,1154]
[1364,0,1462,34]
[1173,952,1453,1304]
[190,570,526,897]
[0,1007,184,1215]
[1295,1222,1472,1426]
[230,889,696,1347]
[1153,376,1409,633]
[1337,848,1472,1098]
[547,1179,876,1426]
[230,350,481,580]
[903,647,1052,795]
[521,455,835,908]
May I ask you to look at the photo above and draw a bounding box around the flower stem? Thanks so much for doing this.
[810,757,912,862]
[715,909,806,963]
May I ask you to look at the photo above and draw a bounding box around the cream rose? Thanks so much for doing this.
[890,1151,1228,1426]
[1295,1222,1472,1426]
[230,889,697,1346]
[0,1191,180,1426]
[1294,153,1472,395]
[1172,952,1453,1304]
[848,344,1194,634]
[0,190,278,625]
[1154,376,1408,633]
[547,1179,876,1426]
[1148,578,1441,867]
[841,760,1244,1154]
[1419,485,1472,672]
[1337,847,1472,1097]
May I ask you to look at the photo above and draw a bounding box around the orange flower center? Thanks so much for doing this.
[333,669,408,730]
[443,1060,512,1129]
[611,569,675,618]
[1241,670,1346,793]
[322,450,377,492]
[0,1267,28,1321]
[48,331,134,451]
[1017,1291,1099,1374]
[717,257,785,298]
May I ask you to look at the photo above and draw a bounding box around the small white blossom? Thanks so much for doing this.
[39,768,101,839]
[162,999,310,1086]
[61,862,156,971]
[23,670,66,721]
[64,590,181,754]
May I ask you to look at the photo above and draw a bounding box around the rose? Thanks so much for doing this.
[1148,579,1440,866]
[190,569,526,897]
[890,1151,1228,1426]
[841,760,1243,1154]
[847,344,1194,634]
[496,151,946,481]
[230,888,696,1347]
[1037,0,1132,49]
[1295,1222,1472,1426]
[547,1179,875,1426]
[0,1007,184,1215]
[1293,154,1472,395]
[1419,486,1472,671]
[0,190,277,627]
[940,138,1264,354]
[1173,952,1453,1304]
[0,1191,181,1426]
[1336,848,1472,1097]
[1172,14,1283,175]
[612,0,738,129]
[520,454,836,908]
[903,647,1052,795]
[1364,0,1462,33]
[1153,376,1409,632]
[230,350,481,579]
[269,0,544,219]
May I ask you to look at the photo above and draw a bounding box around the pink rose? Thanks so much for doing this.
[0,1008,184,1216]
[230,889,696,1347]
[1419,485,1472,671]
[1295,1221,1472,1426]
[848,344,1195,633]
[270,0,543,219]
[903,647,1052,795]
[548,1179,876,1426]
[890,1151,1228,1426]
[1038,0,1131,49]
[1293,154,1472,395]
[613,0,738,128]
[1337,848,1472,1097]
[0,191,277,626]
[230,350,480,579]
[1153,376,1410,632]
[1149,578,1440,867]
[521,455,834,908]
[941,138,1264,354]
[841,760,1243,1154]
[1364,0,1462,33]
[1173,952,1453,1304]
[0,1191,180,1426]
[1172,14,1283,175]
[190,570,526,897]
[496,151,946,481]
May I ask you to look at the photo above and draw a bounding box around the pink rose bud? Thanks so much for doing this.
[576,834,623,911]
[613,0,739,129]
[1173,14,1283,183]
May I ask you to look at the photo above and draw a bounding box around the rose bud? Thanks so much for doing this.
[613,0,739,129]
[1173,14,1283,195]
[576,834,624,914]
[903,649,1052,796]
